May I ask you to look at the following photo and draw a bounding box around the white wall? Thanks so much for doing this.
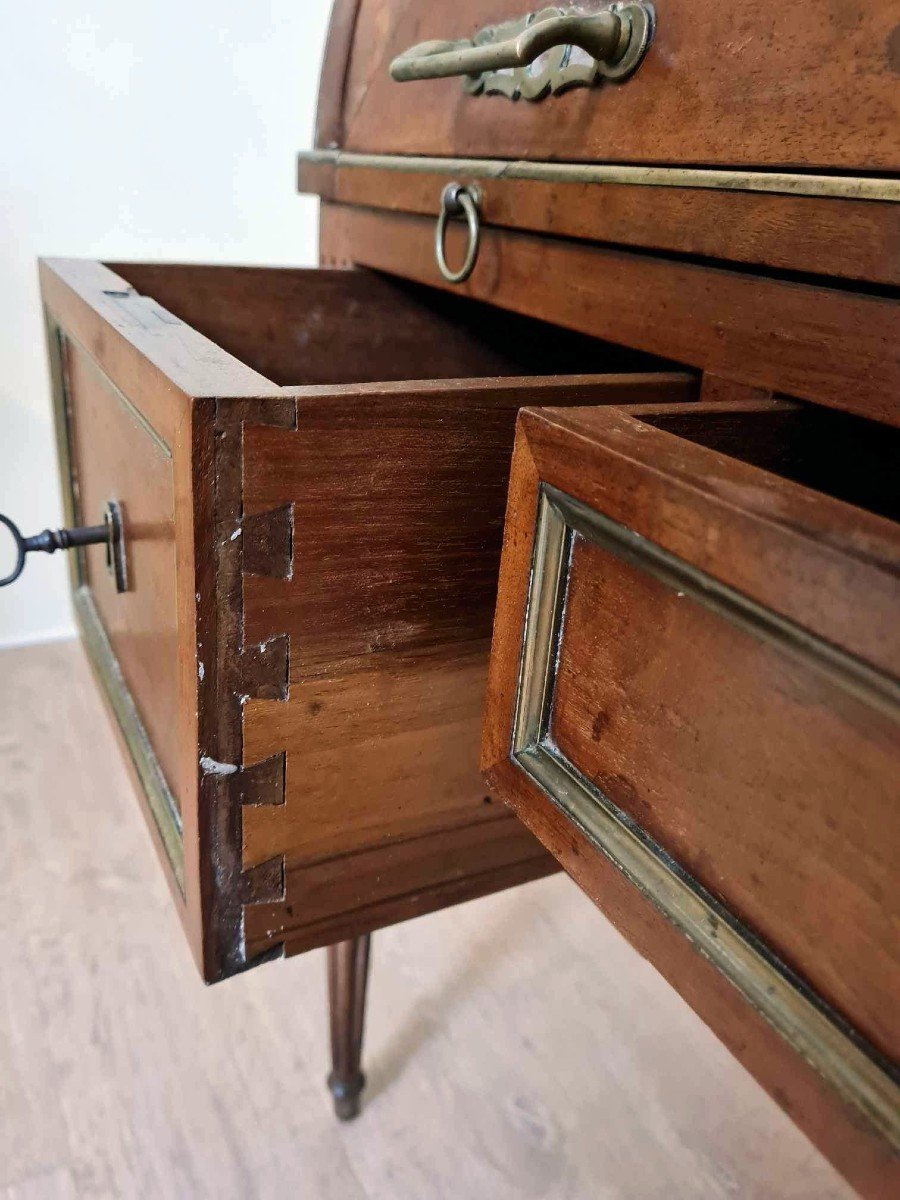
[0,0,332,647]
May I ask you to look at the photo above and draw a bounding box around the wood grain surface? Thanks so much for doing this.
[240,373,694,955]
[553,532,899,1059]
[337,0,900,169]
[318,203,900,425]
[315,0,362,149]
[299,158,900,287]
[112,262,669,386]
[508,404,900,670]
[241,375,693,669]
[64,341,181,810]
[38,256,265,976]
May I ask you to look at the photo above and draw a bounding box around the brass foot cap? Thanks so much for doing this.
[327,1071,366,1121]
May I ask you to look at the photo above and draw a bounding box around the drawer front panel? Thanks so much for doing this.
[553,515,898,1061]
[65,339,181,815]
[319,203,900,426]
[300,153,900,288]
[482,401,900,1196]
[341,0,900,170]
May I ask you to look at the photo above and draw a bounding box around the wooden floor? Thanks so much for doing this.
[0,640,854,1200]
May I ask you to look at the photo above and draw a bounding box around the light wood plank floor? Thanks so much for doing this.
[0,640,854,1200]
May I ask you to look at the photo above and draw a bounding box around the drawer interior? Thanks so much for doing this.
[109,262,667,386]
[629,401,899,523]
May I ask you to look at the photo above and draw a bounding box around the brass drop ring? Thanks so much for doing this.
[435,183,481,285]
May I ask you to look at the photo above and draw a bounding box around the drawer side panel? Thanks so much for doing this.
[238,375,694,951]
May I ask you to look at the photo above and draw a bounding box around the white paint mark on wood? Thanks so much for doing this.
[199,755,238,776]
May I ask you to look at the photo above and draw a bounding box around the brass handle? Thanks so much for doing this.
[390,4,653,87]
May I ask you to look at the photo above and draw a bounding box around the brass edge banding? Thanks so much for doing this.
[511,486,900,1148]
[44,315,82,596]
[299,148,900,203]
[73,586,185,891]
[46,315,184,890]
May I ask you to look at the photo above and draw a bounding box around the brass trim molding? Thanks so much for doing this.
[46,316,184,891]
[74,588,185,890]
[511,485,900,1148]
[299,148,900,203]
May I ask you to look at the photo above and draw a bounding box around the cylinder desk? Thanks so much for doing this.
[8,2,897,1192]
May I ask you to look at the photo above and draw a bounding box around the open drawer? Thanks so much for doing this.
[37,258,694,983]
[482,400,900,1198]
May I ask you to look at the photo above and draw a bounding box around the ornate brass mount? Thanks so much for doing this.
[390,4,654,101]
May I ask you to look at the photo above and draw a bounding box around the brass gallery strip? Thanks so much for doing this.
[511,485,900,1149]
[74,587,185,891]
[45,314,184,891]
[44,315,81,597]
[300,149,900,203]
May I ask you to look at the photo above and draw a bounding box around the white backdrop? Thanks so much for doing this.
[0,0,332,646]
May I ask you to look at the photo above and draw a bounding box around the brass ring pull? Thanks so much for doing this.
[435,184,481,285]
[391,4,654,90]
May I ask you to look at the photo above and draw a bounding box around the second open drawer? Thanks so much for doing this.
[482,399,900,1192]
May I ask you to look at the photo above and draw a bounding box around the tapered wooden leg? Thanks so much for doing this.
[327,934,371,1120]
